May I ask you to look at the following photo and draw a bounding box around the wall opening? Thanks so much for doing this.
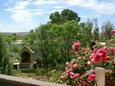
[21,51,31,63]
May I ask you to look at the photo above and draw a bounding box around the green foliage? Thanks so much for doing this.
[35,68,48,76]
[49,9,80,24]
[93,19,99,40]
[100,21,113,41]
[0,33,13,75]
[4,33,16,44]
[80,20,93,46]
[25,21,94,69]
[25,9,115,72]
[35,68,62,83]
[24,9,96,69]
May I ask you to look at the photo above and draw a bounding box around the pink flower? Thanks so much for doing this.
[87,74,96,82]
[70,72,75,76]
[101,56,109,62]
[70,75,76,79]
[74,73,80,78]
[72,41,80,51]
[70,72,80,79]
[70,72,76,79]
[106,56,110,60]
[112,62,115,66]
[93,48,99,53]
[112,30,115,34]
[66,69,72,73]
[91,54,100,64]
[66,62,71,69]
[66,62,70,66]
[110,48,115,55]
[72,64,78,69]
[91,48,108,64]
[98,49,107,57]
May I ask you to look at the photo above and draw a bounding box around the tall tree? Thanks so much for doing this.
[49,9,80,24]
[80,20,93,47]
[61,9,80,22]
[100,21,113,41]
[93,19,99,41]
[49,12,62,24]
[25,9,96,69]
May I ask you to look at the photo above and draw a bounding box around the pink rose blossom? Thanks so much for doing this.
[101,56,109,62]
[72,64,78,69]
[70,72,76,79]
[87,74,96,82]
[72,41,80,51]
[74,73,80,78]
[70,75,76,79]
[70,72,80,79]
[110,48,115,55]
[66,62,71,69]
[91,54,100,64]
[91,48,108,64]
[112,30,115,34]
[70,72,75,76]
[66,69,72,73]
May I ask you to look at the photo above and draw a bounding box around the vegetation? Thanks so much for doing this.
[61,31,115,85]
[0,33,13,75]
[0,9,114,84]
[25,9,114,70]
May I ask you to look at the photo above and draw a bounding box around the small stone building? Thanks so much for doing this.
[19,45,34,69]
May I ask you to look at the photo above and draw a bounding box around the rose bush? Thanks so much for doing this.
[61,30,115,86]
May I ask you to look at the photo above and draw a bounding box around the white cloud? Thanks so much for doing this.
[11,10,33,23]
[33,0,58,5]
[6,1,33,23]
[80,14,101,18]
[54,5,65,9]
[66,0,115,15]
[47,9,63,14]
[6,0,48,23]
[34,11,44,15]
[13,1,29,10]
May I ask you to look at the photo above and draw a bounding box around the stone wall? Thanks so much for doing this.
[0,74,67,86]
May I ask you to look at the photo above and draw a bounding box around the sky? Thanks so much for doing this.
[0,0,115,32]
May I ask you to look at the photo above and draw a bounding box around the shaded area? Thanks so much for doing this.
[21,51,31,63]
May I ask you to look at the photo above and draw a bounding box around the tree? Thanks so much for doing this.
[4,34,16,44]
[49,9,80,24]
[25,20,92,68]
[0,33,12,75]
[49,12,62,24]
[93,19,99,40]
[100,21,113,41]
[61,9,80,22]
[25,9,96,69]
[80,20,93,47]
